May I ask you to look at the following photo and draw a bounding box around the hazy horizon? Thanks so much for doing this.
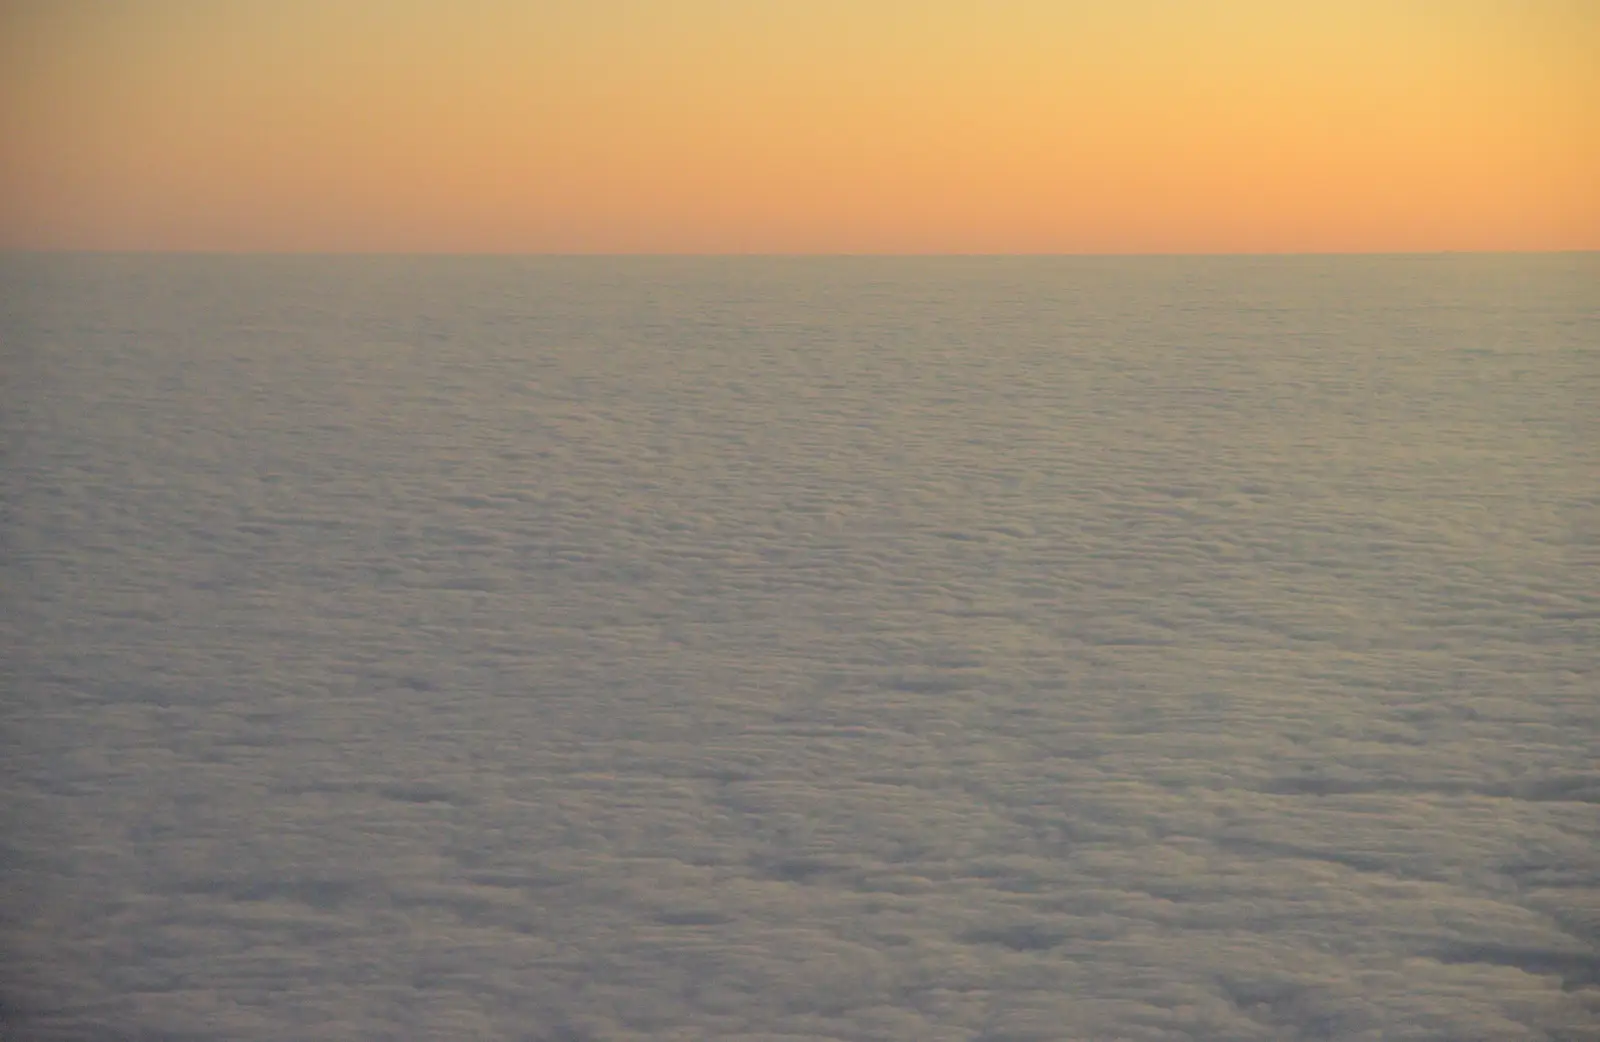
[7,248,1596,257]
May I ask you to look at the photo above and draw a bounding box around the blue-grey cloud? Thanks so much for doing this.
[3,254,1595,1041]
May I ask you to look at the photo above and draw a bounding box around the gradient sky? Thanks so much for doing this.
[2,0,1595,253]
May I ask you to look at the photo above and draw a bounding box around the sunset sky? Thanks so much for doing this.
[2,0,1594,253]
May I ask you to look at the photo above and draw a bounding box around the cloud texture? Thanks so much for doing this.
[2,255,1595,1040]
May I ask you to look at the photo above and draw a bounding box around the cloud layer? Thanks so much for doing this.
[3,255,1596,1040]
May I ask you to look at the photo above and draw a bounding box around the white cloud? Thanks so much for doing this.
[3,254,1595,1040]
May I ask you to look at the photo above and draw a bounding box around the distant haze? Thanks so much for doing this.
[1,0,1595,253]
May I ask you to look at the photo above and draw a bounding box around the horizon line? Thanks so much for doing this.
[4,248,1596,259]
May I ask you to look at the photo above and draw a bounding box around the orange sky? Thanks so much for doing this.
[1,0,1594,253]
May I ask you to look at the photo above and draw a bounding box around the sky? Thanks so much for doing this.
[1,0,1595,253]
